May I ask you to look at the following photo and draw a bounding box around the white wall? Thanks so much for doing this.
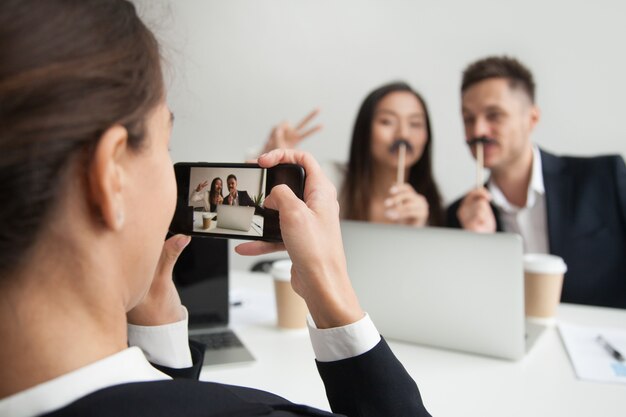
[135,0,626,269]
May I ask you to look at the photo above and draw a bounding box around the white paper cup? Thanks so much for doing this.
[523,254,567,320]
[202,213,212,229]
[270,260,308,329]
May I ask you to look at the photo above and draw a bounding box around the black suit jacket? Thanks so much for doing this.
[446,149,626,309]
[44,339,430,416]
[224,190,255,207]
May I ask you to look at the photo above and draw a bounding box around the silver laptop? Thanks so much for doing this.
[341,220,542,361]
[216,205,255,232]
[172,236,254,366]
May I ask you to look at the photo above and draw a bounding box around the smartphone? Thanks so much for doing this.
[169,162,306,242]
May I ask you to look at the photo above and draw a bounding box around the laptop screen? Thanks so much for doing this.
[171,236,229,329]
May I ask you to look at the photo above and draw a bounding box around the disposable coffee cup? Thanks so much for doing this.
[524,253,567,320]
[202,213,212,229]
[270,259,308,329]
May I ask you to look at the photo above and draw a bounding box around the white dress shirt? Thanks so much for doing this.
[0,307,380,417]
[488,145,550,254]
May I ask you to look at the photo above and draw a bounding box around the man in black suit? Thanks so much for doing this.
[224,173,256,206]
[446,56,626,309]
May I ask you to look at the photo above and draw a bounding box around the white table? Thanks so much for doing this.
[192,210,263,237]
[200,271,626,416]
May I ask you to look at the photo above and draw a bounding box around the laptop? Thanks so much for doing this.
[172,236,254,366]
[216,205,255,232]
[341,220,544,361]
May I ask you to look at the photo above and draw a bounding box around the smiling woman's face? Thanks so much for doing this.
[370,91,428,171]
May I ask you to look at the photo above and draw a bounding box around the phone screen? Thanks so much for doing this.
[170,163,305,242]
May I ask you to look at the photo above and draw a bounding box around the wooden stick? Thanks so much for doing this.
[476,141,484,189]
[397,142,406,184]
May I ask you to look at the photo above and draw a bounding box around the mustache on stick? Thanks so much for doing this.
[388,138,414,154]
[389,139,413,184]
[466,137,495,189]
[466,136,497,147]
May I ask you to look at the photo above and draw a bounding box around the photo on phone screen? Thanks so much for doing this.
[170,163,305,242]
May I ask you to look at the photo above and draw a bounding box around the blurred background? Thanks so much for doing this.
[134,0,626,267]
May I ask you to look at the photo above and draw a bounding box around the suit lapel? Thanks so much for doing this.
[541,149,572,255]
[489,202,504,231]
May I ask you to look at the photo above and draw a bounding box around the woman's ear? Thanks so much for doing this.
[88,125,129,231]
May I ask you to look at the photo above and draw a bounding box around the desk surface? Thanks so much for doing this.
[192,210,263,237]
[200,271,626,416]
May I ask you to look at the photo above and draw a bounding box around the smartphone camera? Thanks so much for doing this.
[169,163,305,242]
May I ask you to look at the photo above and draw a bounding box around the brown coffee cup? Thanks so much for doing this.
[523,254,567,320]
[202,213,212,229]
[270,259,308,329]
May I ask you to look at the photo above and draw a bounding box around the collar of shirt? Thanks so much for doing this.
[0,347,170,417]
[488,145,545,213]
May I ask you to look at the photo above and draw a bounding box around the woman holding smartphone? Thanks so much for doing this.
[0,1,429,416]
[263,83,445,227]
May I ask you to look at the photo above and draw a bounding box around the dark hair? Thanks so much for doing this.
[0,0,164,277]
[343,81,444,226]
[210,177,223,200]
[227,174,237,182]
[461,56,536,102]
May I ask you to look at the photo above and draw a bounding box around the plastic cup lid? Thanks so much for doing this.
[523,253,567,274]
[270,259,292,281]
[202,213,211,218]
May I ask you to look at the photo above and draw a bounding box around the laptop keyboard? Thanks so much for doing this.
[190,330,245,351]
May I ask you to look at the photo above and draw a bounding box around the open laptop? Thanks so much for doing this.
[216,204,255,232]
[341,220,545,361]
[172,236,254,366]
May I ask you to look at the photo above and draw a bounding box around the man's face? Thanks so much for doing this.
[461,78,539,173]
[227,178,237,194]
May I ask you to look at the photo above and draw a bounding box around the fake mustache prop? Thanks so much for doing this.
[466,136,497,189]
[389,139,414,184]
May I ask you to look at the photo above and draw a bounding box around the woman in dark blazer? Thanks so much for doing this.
[0,1,430,416]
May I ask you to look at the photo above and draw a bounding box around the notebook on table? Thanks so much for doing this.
[341,220,544,361]
[172,236,254,366]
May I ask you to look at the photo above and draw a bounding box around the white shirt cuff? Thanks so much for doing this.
[307,313,381,362]
[127,307,193,369]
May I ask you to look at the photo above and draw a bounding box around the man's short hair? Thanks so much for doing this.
[461,56,536,103]
[227,174,237,182]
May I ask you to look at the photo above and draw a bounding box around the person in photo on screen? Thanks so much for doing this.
[223,173,255,207]
[262,82,445,227]
[0,1,430,415]
[190,177,224,212]
[446,55,626,309]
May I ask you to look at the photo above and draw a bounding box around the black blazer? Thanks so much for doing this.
[224,190,255,207]
[447,149,626,309]
[44,339,431,416]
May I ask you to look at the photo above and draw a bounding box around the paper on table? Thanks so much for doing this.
[558,322,626,384]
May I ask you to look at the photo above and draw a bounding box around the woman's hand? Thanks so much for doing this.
[235,149,363,329]
[195,180,209,193]
[126,234,191,326]
[384,183,429,227]
[211,194,223,205]
[261,109,322,154]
